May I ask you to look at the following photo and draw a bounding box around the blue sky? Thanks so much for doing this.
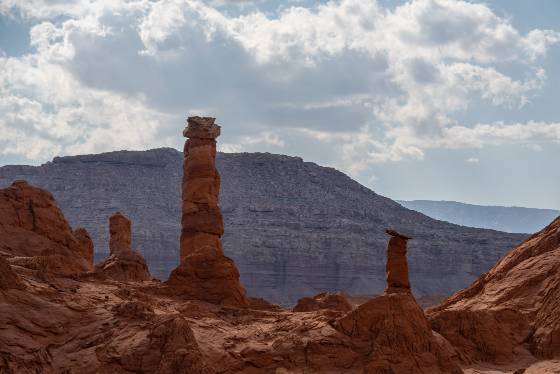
[0,0,559,209]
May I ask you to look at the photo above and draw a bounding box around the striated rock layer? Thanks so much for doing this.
[429,216,560,363]
[0,149,526,304]
[167,117,247,307]
[94,212,151,282]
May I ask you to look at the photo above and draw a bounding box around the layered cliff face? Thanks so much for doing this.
[428,217,560,363]
[0,148,526,304]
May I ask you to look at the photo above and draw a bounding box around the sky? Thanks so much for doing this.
[0,0,559,210]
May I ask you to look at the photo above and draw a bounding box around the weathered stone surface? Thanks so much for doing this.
[94,212,151,282]
[385,229,412,294]
[293,292,353,312]
[335,293,463,374]
[0,181,91,275]
[429,217,560,363]
[74,228,94,270]
[0,255,24,290]
[0,149,526,304]
[168,117,247,307]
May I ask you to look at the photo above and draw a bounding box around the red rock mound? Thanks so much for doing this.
[167,117,247,307]
[335,292,463,373]
[96,316,214,374]
[94,212,151,282]
[429,216,560,362]
[0,180,93,274]
[293,292,352,312]
[331,229,463,373]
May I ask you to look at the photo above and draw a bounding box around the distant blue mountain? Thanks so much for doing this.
[398,200,559,234]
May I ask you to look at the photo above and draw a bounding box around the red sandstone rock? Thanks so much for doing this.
[293,292,353,312]
[385,229,412,294]
[94,212,151,282]
[0,255,24,290]
[74,228,94,270]
[0,180,92,274]
[335,292,463,373]
[331,231,463,373]
[168,117,247,307]
[429,216,560,363]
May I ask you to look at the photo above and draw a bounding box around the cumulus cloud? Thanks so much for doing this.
[0,0,559,173]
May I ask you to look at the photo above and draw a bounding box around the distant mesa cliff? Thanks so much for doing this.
[0,148,526,304]
[399,200,559,234]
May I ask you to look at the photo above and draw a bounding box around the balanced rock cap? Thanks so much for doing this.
[385,229,412,240]
[183,116,221,139]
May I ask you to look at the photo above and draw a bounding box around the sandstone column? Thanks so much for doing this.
[180,116,223,260]
[385,229,412,294]
[168,116,247,308]
[94,212,152,281]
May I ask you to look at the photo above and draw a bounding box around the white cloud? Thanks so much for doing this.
[0,0,559,174]
[0,54,169,161]
[466,157,479,163]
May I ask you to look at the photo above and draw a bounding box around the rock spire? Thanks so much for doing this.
[385,229,412,294]
[94,212,151,281]
[168,116,247,307]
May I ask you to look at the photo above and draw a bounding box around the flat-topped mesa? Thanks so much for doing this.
[168,116,247,308]
[385,229,412,294]
[110,212,132,255]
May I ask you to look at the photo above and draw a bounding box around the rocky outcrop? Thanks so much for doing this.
[428,216,560,363]
[385,229,412,294]
[96,316,214,374]
[167,117,247,308]
[0,180,92,275]
[94,212,151,282]
[0,256,24,291]
[293,292,352,312]
[74,228,94,270]
[334,230,463,373]
[0,149,526,304]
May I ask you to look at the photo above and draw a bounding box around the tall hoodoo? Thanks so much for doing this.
[385,229,412,294]
[168,116,247,307]
[94,212,152,281]
[180,116,223,260]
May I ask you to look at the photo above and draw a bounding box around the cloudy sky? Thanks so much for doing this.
[1,0,559,209]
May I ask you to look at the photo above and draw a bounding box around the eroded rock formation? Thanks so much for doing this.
[94,212,151,282]
[0,180,92,275]
[293,292,353,312]
[332,229,463,373]
[167,117,247,307]
[429,216,560,363]
[0,255,24,291]
[385,229,412,294]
